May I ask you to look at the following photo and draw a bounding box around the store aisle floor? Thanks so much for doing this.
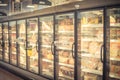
[0,68,23,80]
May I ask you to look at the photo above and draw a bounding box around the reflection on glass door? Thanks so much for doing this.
[0,23,3,60]
[9,21,17,65]
[27,18,38,73]
[39,16,54,78]
[109,8,120,80]
[78,10,103,80]
[17,20,26,69]
[3,22,9,62]
[55,13,74,80]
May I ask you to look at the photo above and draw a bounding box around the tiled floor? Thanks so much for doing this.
[0,68,23,80]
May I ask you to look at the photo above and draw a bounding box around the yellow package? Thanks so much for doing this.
[27,49,33,56]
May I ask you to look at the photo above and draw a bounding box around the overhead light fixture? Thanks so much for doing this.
[27,5,35,8]
[32,0,51,5]
[0,0,7,6]
[0,4,7,6]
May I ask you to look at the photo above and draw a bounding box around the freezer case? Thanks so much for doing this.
[0,23,3,60]
[39,16,54,78]
[3,22,9,62]
[78,10,104,80]
[27,18,38,73]
[9,21,17,65]
[55,13,74,80]
[17,20,27,69]
[109,8,120,80]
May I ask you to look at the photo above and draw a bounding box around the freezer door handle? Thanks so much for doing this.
[72,42,75,58]
[51,42,54,55]
[100,44,104,63]
[36,40,38,52]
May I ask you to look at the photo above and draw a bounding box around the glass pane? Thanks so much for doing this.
[109,8,120,80]
[3,22,9,62]
[78,10,103,80]
[9,21,17,65]
[56,13,74,80]
[39,16,54,78]
[0,23,3,60]
[17,20,26,69]
[27,18,38,73]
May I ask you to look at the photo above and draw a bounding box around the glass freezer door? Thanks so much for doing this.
[55,13,74,80]
[9,21,17,65]
[3,22,9,62]
[17,20,27,69]
[27,18,38,73]
[109,8,120,80]
[78,10,104,80]
[39,16,54,78]
[0,23,3,60]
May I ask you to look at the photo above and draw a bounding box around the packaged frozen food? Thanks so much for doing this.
[82,57,99,69]
[84,75,97,80]
[117,29,120,39]
[59,51,70,58]
[110,16,116,23]
[19,23,26,33]
[47,53,53,60]
[110,28,117,39]
[81,17,87,24]
[88,42,101,54]
[60,67,74,77]
[88,17,99,24]
[110,42,120,57]
[41,21,52,31]
[68,58,74,65]
[110,65,120,76]
[97,61,103,71]
[59,56,69,64]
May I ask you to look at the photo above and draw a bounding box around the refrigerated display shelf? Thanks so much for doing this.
[42,70,53,77]
[11,52,17,55]
[42,58,74,68]
[27,43,38,47]
[39,31,53,34]
[59,62,74,68]
[57,47,72,51]
[110,73,120,79]
[11,42,16,43]
[30,57,38,60]
[29,31,38,34]
[58,31,74,34]
[81,53,100,58]
[110,39,120,42]
[19,43,25,45]
[41,45,51,48]
[82,38,103,42]
[59,75,74,80]
[30,66,38,71]
[110,23,120,27]
[82,68,102,75]
[110,57,120,61]
[19,32,26,34]
[81,24,103,27]
[11,31,16,33]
